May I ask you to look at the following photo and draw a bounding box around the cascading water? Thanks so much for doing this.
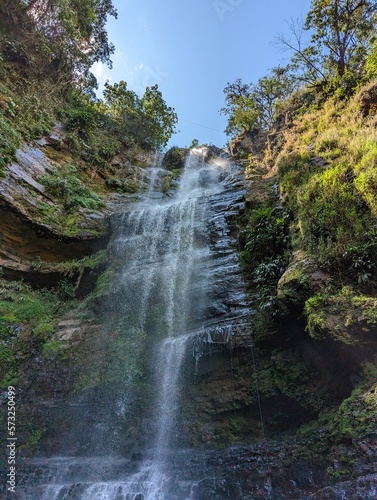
[109,149,228,497]
[17,147,251,499]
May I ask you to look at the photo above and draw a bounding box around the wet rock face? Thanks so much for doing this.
[0,145,109,239]
[162,146,188,170]
[0,143,110,289]
[308,475,377,499]
[0,141,142,286]
[0,209,101,265]
[13,152,253,459]
[8,150,377,498]
[16,444,377,499]
[198,171,250,321]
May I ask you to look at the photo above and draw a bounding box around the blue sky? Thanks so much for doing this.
[93,0,312,149]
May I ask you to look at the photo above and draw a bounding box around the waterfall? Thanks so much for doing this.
[109,148,224,496]
[17,147,251,499]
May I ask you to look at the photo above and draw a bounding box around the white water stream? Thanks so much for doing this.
[109,149,225,498]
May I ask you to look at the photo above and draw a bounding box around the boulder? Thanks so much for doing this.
[355,79,377,117]
[230,129,267,160]
[277,251,330,308]
[162,146,188,170]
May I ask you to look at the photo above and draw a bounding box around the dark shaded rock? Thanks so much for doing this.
[230,128,267,160]
[204,145,225,161]
[162,146,188,170]
[309,474,377,499]
[35,122,66,149]
[356,79,377,117]
[277,250,330,308]
[310,155,330,168]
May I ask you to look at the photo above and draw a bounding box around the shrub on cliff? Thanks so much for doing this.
[162,146,188,171]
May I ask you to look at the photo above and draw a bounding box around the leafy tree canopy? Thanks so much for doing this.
[276,0,377,89]
[221,67,297,136]
[103,81,178,150]
[1,0,117,87]
[306,0,377,78]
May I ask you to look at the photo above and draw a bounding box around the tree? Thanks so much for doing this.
[140,85,178,149]
[276,1,377,87]
[1,0,117,87]
[365,39,377,79]
[275,18,327,85]
[103,81,178,150]
[220,68,297,137]
[220,79,260,136]
[252,67,299,127]
[306,0,377,78]
[103,81,141,120]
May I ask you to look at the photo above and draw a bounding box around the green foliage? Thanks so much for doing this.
[276,94,377,276]
[276,1,377,94]
[13,88,56,137]
[74,319,149,393]
[330,376,377,441]
[140,84,178,149]
[342,231,377,284]
[221,67,297,136]
[61,82,178,162]
[304,186,371,274]
[62,91,100,131]
[0,291,57,325]
[354,143,377,217]
[162,146,187,171]
[0,114,20,174]
[93,266,115,299]
[56,279,76,300]
[40,165,104,212]
[0,80,56,172]
[242,205,290,268]
[103,81,178,150]
[107,325,148,383]
[241,204,290,322]
[0,278,76,388]
[1,0,117,88]
[42,339,65,354]
[364,41,377,80]
[220,79,260,136]
[0,321,16,379]
[304,292,328,338]
[278,151,314,207]
[59,91,123,167]
[305,0,377,82]
[0,3,177,180]
[26,428,46,448]
[297,164,370,265]
[305,286,377,341]
[256,352,318,407]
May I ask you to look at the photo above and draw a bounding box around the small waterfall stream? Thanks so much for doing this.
[17,148,251,499]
